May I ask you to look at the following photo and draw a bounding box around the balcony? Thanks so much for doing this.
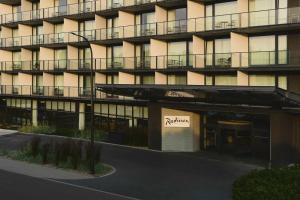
[0,51,298,73]
[0,85,125,101]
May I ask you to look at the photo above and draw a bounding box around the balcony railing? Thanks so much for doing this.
[1,51,298,72]
[0,85,126,100]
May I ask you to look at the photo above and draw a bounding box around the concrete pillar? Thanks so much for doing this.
[32,100,38,127]
[78,103,85,131]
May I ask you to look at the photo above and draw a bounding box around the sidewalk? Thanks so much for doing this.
[0,156,95,180]
[0,129,18,136]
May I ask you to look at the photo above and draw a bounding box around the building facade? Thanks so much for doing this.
[0,0,300,164]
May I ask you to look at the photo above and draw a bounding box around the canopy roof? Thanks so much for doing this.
[96,84,300,107]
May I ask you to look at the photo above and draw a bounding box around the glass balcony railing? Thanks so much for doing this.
[0,85,124,100]
[0,51,298,72]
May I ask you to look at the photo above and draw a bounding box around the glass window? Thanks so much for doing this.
[278,76,287,90]
[167,75,187,85]
[215,75,237,86]
[249,0,275,11]
[249,75,275,86]
[168,41,186,55]
[142,75,155,84]
[250,35,276,65]
[215,2,237,15]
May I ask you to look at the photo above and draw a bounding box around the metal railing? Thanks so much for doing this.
[1,51,297,72]
[0,85,125,100]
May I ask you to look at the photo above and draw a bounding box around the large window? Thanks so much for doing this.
[107,46,123,68]
[79,20,95,40]
[167,8,187,33]
[136,12,155,36]
[249,0,287,26]
[206,38,231,67]
[249,75,287,89]
[54,49,67,69]
[205,2,238,30]
[167,75,187,85]
[135,44,150,68]
[167,41,192,67]
[249,35,287,65]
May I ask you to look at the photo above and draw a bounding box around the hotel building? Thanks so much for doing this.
[0,0,300,164]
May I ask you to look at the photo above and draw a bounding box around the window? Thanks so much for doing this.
[215,75,237,86]
[249,35,287,65]
[107,46,123,68]
[249,75,275,86]
[54,49,67,69]
[135,75,155,85]
[206,38,231,67]
[79,20,95,40]
[167,75,187,85]
[167,8,187,33]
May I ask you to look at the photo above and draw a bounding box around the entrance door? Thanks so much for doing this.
[217,121,252,156]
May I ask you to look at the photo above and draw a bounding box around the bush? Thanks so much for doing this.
[30,136,41,157]
[54,142,61,166]
[19,125,56,135]
[41,143,50,164]
[233,165,300,200]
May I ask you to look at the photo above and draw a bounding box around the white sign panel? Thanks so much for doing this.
[164,116,191,128]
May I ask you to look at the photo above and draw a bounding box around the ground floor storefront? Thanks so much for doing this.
[1,88,300,164]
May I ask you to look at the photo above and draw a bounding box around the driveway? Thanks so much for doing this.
[0,133,258,200]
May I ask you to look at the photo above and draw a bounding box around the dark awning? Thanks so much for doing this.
[95,84,300,107]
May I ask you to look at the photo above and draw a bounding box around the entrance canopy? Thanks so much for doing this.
[96,84,300,107]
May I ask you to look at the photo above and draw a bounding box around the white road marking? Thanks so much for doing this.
[45,178,142,200]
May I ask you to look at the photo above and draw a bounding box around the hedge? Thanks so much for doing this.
[233,165,300,200]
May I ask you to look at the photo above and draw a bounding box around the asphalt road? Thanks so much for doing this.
[0,169,135,200]
[0,133,259,200]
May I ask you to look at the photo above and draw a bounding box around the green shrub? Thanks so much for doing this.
[233,165,300,200]
[41,143,50,164]
[30,136,41,157]
[19,125,56,135]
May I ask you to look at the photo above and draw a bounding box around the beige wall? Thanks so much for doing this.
[237,71,249,86]
[0,3,12,15]
[119,72,135,84]
[155,72,167,85]
[0,50,12,61]
[238,0,249,27]
[1,73,12,85]
[40,0,54,9]
[193,36,205,68]
[43,21,54,34]
[187,71,204,85]
[43,73,54,87]
[40,47,54,70]
[123,41,135,69]
[91,44,106,70]
[0,27,12,39]
[119,11,135,38]
[161,108,200,152]
[64,18,77,42]
[187,1,205,32]
[95,15,107,30]
[19,24,32,46]
[231,32,249,67]
[64,72,78,97]
[18,73,32,95]
[21,0,32,11]
[150,39,167,69]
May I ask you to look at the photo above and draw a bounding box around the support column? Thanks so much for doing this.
[32,100,38,127]
[79,103,85,131]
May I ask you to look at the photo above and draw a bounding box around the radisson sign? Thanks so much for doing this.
[164,116,191,128]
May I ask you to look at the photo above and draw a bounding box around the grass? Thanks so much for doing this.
[0,147,112,176]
